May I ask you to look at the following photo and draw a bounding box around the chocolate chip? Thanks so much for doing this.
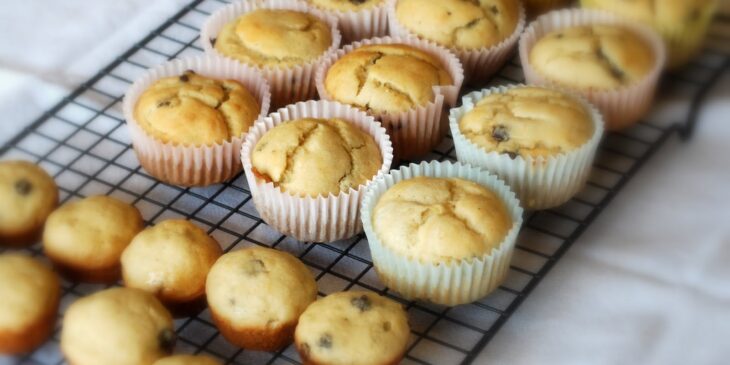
[14,179,32,195]
[229,297,236,306]
[555,33,564,39]
[349,0,366,4]
[158,328,176,353]
[506,151,518,160]
[490,5,499,15]
[491,125,509,142]
[210,37,217,46]
[351,294,372,312]
[157,100,172,108]
[447,11,452,16]
[687,8,700,22]
[179,74,189,82]
[318,333,332,349]
[383,321,391,332]
[244,258,267,276]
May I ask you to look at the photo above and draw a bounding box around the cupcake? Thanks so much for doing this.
[206,247,318,351]
[449,85,604,210]
[123,55,270,187]
[61,287,175,365]
[241,100,392,243]
[387,0,525,83]
[153,355,221,365]
[0,160,58,246]
[519,9,666,130]
[361,161,523,306]
[523,0,571,17]
[121,219,223,317]
[0,254,60,354]
[294,291,409,365]
[307,0,388,43]
[201,0,341,107]
[581,0,719,69]
[43,195,144,283]
[315,37,463,160]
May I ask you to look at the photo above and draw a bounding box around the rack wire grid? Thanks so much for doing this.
[1,1,728,364]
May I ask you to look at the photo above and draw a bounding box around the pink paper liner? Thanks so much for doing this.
[518,9,667,130]
[314,35,464,160]
[308,0,389,44]
[200,0,342,108]
[386,0,526,84]
[122,55,271,187]
[241,100,394,243]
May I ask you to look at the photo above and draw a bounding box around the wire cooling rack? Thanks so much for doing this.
[1,1,729,364]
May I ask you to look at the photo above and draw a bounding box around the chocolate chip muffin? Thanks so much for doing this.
[294,291,410,365]
[309,0,384,11]
[206,247,318,351]
[153,355,221,365]
[0,160,58,246]
[0,254,60,354]
[61,287,175,365]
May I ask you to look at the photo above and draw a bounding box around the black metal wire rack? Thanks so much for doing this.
[1,1,728,364]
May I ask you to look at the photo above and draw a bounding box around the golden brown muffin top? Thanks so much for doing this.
[459,87,594,158]
[0,160,58,241]
[324,44,453,114]
[0,254,59,332]
[395,0,520,49]
[309,0,384,11]
[252,118,382,197]
[134,70,260,146]
[215,9,333,67]
[372,177,512,262]
[529,25,656,90]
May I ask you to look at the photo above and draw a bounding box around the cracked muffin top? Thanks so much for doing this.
[458,87,594,158]
[373,177,512,262]
[294,291,410,365]
[324,44,453,114]
[214,9,333,68]
[394,0,520,50]
[134,70,260,146]
[309,0,384,11]
[251,118,382,197]
[529,25,656,90]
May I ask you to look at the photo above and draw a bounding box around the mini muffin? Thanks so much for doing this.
[307,0,388,43]
[61,287,175,365]
[43,195,144,283]
[121,219,222,317]
[294,291,409,365]
[206,247,318,351]
[523,0,571,17]
[153,355,221,365]
[0,160,58,246]
[0,254,60,354]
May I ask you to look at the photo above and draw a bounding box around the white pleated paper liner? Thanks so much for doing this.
[200,0,342,108]
[314,35,464,161]
[309,0,389,44]
[518,9,667,131]
[386,0,526,84]
[361,161,524,306]
[449,84,605,210]
[241,100,394,243]
[122,55,271,187]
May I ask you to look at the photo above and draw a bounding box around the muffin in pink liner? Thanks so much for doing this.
[386,0,525,84]
[201,0,342,108]
[518,9,667,130]
[241,100,393,243]
[305,0,389,43]
[314,36,464,160]
[123,55,271,187]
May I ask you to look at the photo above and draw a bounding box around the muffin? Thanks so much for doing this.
[61,287,175,365]
[43,195,144,283]
[307,0,388,43]
[0,254,60,354]
[361,161,523,306]
[450,85,604,209]
[153,355,221,365]
[581,0,719,69]
[121,219,223,317]
[524,0,571,17]
[206,247,318,351]
[294,291,409,365]
[0,160,58,246]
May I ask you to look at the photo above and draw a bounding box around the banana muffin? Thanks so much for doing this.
[206,247,318,351]
[153,355,221,365]
[294,291,410,365]
[0,160,58,246]
[0,254,60,354]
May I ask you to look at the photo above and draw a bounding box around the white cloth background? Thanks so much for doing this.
[1,1,729,365]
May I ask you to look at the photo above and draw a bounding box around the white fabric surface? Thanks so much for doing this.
[1,1,729,365]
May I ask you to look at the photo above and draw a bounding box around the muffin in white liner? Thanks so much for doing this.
[241,100,393,243]
[306,0,389,43]
[361,161,524,306]
[315,35,464,160]
[449,84,605,210]
[386,0,526,84]
[200,0,342,108]
[122,55,271,187]
[518,9,666,130]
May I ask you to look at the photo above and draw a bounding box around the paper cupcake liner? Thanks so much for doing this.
[241,100,394,243]
[309,0,389,44]
[386,0,526,84]
[361,161,524,306]
[122,55,271,187]
[201,0,342,108]
[518,9,667,131]
[449,84,605,210]
[315,35,464,160]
